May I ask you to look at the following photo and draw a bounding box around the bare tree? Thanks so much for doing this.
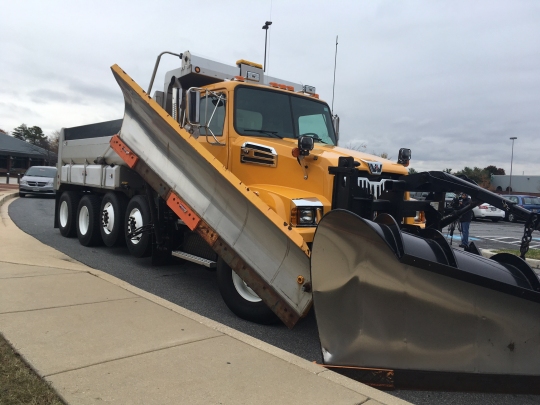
[342,142,367,152]
[48,130,60,154]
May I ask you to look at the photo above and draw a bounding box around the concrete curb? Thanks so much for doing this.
[0,195,412,405]
[0,191,18,207]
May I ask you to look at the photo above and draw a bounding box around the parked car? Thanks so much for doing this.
[444,192,456,214]
[409,191,430,201]
[472,203,505,222]
[501,195,540,222]
[19,166,57,198]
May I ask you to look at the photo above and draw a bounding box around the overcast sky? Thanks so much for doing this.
[1,0,539,174]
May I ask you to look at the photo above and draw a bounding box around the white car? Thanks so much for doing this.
[472,203,505,222]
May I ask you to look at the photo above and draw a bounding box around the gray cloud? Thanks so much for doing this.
[1,0,539,175]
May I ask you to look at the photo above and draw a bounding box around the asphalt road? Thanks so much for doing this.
[9,196,540,405]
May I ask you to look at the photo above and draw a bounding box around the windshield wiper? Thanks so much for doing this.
[243,129,283,139]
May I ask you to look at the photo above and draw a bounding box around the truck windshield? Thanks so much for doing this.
[234,86,337,145]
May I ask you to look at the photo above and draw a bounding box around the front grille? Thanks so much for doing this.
[240,142,277,167]
[27,181,47,187]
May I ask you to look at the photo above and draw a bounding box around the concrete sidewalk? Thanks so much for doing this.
[0,190,410,405]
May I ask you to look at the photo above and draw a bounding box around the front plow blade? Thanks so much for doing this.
[311,209,540,392]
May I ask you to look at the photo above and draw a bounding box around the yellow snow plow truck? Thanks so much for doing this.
[54,51,540,392]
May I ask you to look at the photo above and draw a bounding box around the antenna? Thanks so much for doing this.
[331,35,338,114]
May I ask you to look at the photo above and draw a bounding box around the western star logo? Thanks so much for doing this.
[367,161,382,175]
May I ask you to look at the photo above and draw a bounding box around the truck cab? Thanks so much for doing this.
[155,52,409,243]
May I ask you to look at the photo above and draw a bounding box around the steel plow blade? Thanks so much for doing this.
[311,209,540,392]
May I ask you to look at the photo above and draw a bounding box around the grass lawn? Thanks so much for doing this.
[0,333,64,405]
[492,248,540,260]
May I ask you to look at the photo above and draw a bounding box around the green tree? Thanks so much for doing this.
[12,124,49,148]
[454,166,490,188]
[443,168,452,173]
[408,167,418,174]
[484,165,505,176]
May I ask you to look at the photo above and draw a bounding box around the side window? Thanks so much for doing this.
[510,196,518,203]
[200,95,225,136]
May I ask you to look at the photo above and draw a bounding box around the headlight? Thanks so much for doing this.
[20,180,28,185]
[290,198,324,227]
[47,179,54,186]
[299,208,315,225]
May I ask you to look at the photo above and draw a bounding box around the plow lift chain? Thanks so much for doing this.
[521,214,540,259]
[329,157,540,259]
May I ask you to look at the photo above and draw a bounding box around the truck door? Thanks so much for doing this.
[196,90,228,168]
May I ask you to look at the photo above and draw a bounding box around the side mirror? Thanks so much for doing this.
[187,88,200,125]
[398,148,411,166]
[332,114,340,144]
[298,136,315,156]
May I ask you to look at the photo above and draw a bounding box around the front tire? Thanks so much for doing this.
[216,257,278,324]
[125,195,152,258]
[100,192,127,247]
[58,191,81,237]
[76,195,102,246]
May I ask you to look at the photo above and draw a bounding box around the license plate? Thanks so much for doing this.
[532,209,538,213]
[33,188,40,191]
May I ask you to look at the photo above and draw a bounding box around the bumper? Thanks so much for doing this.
[19,186,56,195]
[475,210,505,219]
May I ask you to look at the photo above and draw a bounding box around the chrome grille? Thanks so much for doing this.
[357,178,391,199]
[240,142,277,167]
[27,181,47,187]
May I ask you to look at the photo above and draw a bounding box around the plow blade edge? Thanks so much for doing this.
[311,209,540,391]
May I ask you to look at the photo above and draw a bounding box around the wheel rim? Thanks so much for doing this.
[232,272,261,303]
[78,206,90,235]
[102,202,115,234]
[59,200,69,228]
[127,208,143,244]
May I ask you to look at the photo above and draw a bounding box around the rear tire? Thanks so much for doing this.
[58,191,80,237]
[76,195,103,246]
[125,195,152,258]
[100,192,128,247]
[216,257,279,324]
[19,192,25,198]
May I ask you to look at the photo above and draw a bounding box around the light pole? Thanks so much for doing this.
[509,137,517,194]
[262,21,272,72]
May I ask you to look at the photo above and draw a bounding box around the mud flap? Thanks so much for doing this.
[311,209,540,392]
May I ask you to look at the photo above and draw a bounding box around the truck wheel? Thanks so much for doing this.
[76,195,103,246]
[58,191,81,237]
[125,195,151,258]
[100,192,127,247]
[216,257,278,324]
